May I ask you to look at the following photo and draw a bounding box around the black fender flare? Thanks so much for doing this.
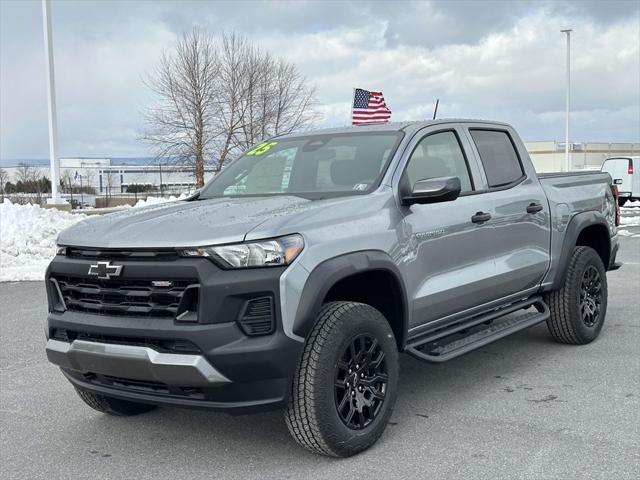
[293,251,409,349]
[551,211,611,290]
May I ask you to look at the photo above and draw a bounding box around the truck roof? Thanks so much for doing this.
[278,118,512,139]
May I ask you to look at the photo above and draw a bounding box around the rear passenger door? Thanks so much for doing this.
[466,127,551,298]
[395,127,498,328]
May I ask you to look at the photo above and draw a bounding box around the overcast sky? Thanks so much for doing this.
[1,0,639,160]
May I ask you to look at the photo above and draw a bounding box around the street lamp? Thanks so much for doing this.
[74,171,84,208]
[561,29,572,172]
[42,0,63,204]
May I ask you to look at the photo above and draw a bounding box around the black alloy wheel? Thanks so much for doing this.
[285,301,399,457]
[544,246,608,345]
[580,265,602,327]
[334,334,388,430]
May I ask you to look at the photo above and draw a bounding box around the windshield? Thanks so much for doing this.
[199,132,403,200]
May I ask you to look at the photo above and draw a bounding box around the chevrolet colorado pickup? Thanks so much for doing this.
[46,120,621,457]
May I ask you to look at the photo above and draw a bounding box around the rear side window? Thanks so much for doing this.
[470,130,524,188]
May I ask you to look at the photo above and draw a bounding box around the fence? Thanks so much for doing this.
[1,191,194,209]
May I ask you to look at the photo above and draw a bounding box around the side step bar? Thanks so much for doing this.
[406,296,549,363]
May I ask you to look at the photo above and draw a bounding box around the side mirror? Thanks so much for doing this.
[402,176,461,205]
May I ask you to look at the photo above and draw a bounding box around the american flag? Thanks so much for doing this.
[352,88,392,125]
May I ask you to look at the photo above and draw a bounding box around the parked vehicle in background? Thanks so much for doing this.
[45,119,621,457]
[601,156,640,206]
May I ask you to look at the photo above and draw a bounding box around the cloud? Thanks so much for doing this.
[1,0,638,160]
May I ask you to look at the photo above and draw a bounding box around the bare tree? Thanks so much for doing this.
[143,29,317,187]
[0,168,8,200]
[84,170,96,192]
[60,170,72,193]
[143,29,220,187]
[15,162,36,184]
[102,170,118,207]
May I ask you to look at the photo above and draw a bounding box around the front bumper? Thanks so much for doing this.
[46,339,231,386]
[45,253,304,413]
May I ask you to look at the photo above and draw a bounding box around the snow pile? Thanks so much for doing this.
[618,200,640,236]
[0,200,87,282]
[620,216,640,228]
[133,193,189,208]
[0,195,190,282]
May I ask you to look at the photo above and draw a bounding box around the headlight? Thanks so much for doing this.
[56,245,67,255]
[179,234,304,269]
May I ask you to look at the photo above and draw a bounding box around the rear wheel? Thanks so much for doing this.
[544,246,608,345]
[75,388,157,416]
[285,301,399,457]
[618,198,627,207]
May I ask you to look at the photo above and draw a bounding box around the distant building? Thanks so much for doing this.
[60,158,111,169]
[1,157,216,195]
[525,141,640,172]
[95,164,216,195]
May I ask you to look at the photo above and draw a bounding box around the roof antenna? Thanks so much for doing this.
[432,99,439,120]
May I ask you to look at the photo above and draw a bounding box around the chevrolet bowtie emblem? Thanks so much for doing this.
[88,261,123,280]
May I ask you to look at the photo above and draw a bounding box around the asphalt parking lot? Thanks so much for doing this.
[1,232,638,479]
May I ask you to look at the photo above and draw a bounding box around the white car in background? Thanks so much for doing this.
[601,157,640,206]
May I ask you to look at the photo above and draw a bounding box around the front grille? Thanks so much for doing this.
[54,275,198,318]
[66,248,179,261]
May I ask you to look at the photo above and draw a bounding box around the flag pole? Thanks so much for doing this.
[349,88,355,126]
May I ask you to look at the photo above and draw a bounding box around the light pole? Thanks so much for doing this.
[75,171,84,208]
[561,29,572,172]
[42,0,63,203]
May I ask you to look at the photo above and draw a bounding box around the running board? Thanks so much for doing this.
[406,296,549,363]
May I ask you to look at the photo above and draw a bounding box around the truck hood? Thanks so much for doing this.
[57,196,313,249]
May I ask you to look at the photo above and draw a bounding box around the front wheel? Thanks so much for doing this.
[285,302,399,457]
[544,246,608,345]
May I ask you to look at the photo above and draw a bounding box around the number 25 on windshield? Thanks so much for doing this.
[246,142,278,156]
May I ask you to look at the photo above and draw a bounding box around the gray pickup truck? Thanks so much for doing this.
[46,120,621,457]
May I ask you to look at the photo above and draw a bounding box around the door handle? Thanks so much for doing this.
[526,203,544,214]
[471,211,492,224]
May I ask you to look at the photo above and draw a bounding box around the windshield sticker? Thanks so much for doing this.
[353,183,369,191]
[246,141,278,156]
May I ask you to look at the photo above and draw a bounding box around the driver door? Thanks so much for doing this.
[396,127,498,329]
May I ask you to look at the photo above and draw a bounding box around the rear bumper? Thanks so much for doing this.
[609,234,622,271]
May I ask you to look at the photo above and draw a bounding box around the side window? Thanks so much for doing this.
[404,131,473,192]
[469,130,524,188]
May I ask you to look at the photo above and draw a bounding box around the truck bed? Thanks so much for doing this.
[538,170,614,285]
[539,171,612,209]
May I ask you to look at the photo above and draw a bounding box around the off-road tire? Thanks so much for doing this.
[284,301,399,457]
[75,388,157,416]
[544,246,608,345]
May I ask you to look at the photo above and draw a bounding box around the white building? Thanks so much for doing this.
[525,141,640,172]
[49,158,215,194]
